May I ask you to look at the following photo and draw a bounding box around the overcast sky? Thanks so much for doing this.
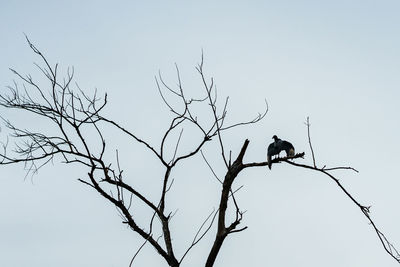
[1,1,400,266]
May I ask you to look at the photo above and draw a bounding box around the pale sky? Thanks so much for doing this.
[1,1,400,266]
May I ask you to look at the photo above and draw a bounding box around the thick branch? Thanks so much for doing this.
[205,139,249,267]
[87,167,179,266]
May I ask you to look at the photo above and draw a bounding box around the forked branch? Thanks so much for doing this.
[1,38,398,267]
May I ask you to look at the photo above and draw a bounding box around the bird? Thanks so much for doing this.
[267,135,295,169]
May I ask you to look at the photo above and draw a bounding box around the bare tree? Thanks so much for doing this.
[1,38,399,266]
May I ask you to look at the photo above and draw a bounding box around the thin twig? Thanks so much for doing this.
[200,150,222,184]
[305,116,316,167]
[129,238,149,267]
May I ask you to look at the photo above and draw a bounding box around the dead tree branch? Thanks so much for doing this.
[0,39,270,267]
[1,38,398,267]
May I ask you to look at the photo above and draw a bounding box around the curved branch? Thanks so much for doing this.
[98,116,167,166]
[283,159,400,263]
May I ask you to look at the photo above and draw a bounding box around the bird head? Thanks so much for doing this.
[272,135,278,141]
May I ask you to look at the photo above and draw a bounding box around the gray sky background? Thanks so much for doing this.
[1,1,400,266]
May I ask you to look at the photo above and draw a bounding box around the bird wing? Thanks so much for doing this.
[267,142,281,170]
[267,142,279,157]
[281,140,295,156]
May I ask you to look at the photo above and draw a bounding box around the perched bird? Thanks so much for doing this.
[267,135,295,169]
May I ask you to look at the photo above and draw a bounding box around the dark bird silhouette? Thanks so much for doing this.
[267,136,281,169]
[267,135,295,169]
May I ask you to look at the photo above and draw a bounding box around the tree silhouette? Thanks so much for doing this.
[1,38,399,266]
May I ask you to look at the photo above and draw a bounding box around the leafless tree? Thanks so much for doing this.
[1,38,399,266]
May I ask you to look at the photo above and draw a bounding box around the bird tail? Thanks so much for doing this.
[267,155,272,169]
